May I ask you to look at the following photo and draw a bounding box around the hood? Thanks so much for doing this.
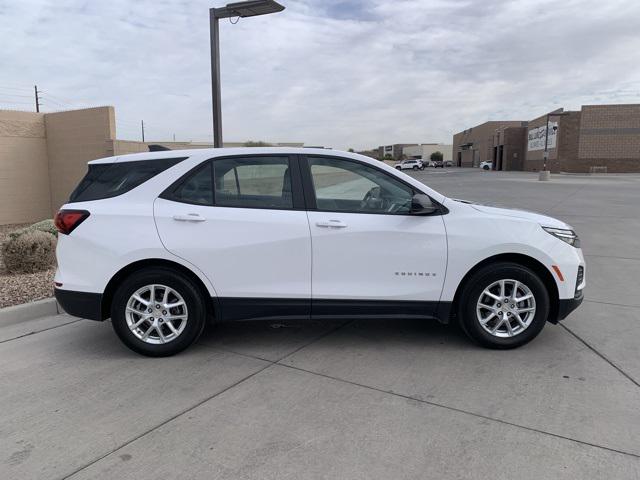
[452,199,570,229]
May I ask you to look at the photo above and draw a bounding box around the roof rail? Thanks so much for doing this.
[148,144,171,152]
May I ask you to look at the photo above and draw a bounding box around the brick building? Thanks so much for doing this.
[452,104,640,173]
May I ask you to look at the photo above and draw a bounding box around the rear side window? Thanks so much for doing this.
[170,162,213,205]
[213,156,293,209]
[69,157,186,202]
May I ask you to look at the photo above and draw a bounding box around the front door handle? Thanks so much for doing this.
[316,219,347,229]
[172,213,206,222]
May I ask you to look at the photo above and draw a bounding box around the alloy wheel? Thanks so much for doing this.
[476,279,536,338]
[125,284,188,344]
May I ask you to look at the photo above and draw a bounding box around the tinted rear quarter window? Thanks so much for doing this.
[69,157,186,202]
[170,162,214,205]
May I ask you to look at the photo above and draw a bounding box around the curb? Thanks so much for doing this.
[0,298,62,326]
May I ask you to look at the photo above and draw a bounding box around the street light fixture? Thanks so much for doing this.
[209,0,285,147]
[539,111,570,181]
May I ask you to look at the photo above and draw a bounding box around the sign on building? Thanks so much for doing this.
[528,122,557,151]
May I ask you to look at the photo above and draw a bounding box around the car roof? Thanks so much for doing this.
[86,147,446,204]
[89,147,366,165]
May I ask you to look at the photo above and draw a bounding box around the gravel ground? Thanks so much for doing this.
[0,223,55,308]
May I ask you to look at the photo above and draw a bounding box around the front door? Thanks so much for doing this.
[302,155,448,318]
[154,155,311,320]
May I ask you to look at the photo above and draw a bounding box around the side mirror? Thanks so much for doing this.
[411,194,438,215]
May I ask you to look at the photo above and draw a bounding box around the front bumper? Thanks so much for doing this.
[55,288,104,321]
[557,290,584,321]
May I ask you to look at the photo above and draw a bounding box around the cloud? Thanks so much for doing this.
[1,0,640,149]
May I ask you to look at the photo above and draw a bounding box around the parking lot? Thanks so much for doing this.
[1,169,639,479]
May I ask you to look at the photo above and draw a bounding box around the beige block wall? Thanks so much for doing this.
[45,107,116,212]
[0,111,52,224]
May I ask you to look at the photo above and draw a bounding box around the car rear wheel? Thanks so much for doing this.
[413,166,419,170]
[111,267,206,356]
[457,262,549,349]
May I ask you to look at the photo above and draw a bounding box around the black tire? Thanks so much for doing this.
[413,166,419,170]
[395,166,401,170]
[457,262,549,349]
[483,165,490,170]
[111,267,207,356]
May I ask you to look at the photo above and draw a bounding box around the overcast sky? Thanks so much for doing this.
[2,0,640,149]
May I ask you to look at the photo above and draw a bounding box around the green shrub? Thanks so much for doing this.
[2,230,57,273]
[8,219,57,240]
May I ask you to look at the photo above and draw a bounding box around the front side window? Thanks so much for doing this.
[213,156,293,209]
[308,156,414,214]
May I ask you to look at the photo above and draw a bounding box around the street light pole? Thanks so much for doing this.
[542,113,550,172]
[538,111,570,181]
[209,10,223,148]
[209,0,285,148]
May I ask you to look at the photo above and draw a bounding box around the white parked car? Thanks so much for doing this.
[480,161,493,170]
[55,148,585,356]
[395,159,423,170]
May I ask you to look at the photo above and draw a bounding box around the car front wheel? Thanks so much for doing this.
[111,267,206,356]
[457,262,549,349]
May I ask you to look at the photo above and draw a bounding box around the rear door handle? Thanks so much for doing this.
[172,213,206,222]
[316,219,347,229]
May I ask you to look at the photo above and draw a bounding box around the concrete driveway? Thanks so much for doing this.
[1,170,639,479]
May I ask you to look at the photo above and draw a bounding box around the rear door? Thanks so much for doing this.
[154,154,311,320]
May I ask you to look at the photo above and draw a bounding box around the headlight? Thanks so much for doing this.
[542,226,580,247]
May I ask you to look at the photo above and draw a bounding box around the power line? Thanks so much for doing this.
[40,96,70,109]
[43,93,75,106]
[0,92,33,98]
[0,85,32,92]
[0,99,33,105]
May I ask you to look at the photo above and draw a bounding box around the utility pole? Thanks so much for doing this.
[34,85,41,112]
[141,120,145,142]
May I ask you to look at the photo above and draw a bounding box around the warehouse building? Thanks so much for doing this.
[403,143,453,162]
[452,104,640,173]
[377,143,417,161]
[452,121,527,168]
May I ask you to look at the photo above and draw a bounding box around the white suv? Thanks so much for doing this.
[395,159,423,170]
[54,148,585,356]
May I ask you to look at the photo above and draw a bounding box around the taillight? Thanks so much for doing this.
[54,209,90,235]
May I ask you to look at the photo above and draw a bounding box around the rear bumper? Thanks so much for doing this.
[557,290,584,322]
[55,288,104,321]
